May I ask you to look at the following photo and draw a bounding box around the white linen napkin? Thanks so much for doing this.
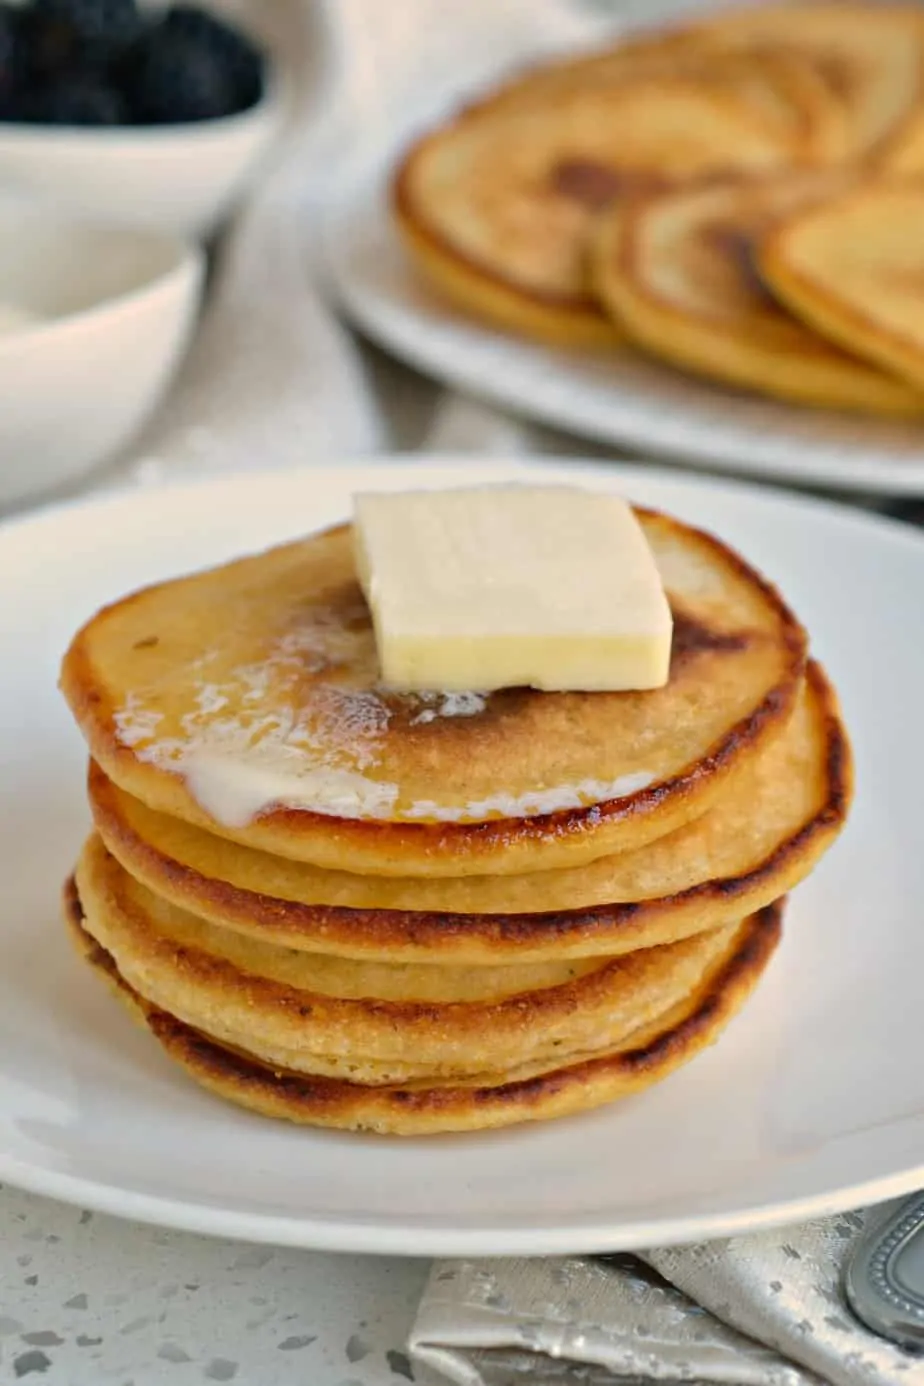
[410,1204,918,1386]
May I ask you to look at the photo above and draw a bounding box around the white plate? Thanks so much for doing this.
[324,163,924,497]
[2,457,923,1256]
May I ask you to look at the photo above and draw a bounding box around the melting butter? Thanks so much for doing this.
[182,751,400,827]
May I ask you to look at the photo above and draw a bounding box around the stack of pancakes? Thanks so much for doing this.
[394,1,924,414]
[59,509,851,1135]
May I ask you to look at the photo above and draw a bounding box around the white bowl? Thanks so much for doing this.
[0,194,204,508]
[0,78,281,239]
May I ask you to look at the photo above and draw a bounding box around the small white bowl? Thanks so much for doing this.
[0,78,281,240]
[0,194,204,508]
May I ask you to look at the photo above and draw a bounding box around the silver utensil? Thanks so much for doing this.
[845,1193,924,1352]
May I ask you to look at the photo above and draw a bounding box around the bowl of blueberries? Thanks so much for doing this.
[0,0,280,236]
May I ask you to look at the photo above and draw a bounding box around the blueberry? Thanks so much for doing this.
[160,5,265,109]
[126,31,238,123]
[18,72,126,124]
[30,0,143,58]
[17,11,79,82]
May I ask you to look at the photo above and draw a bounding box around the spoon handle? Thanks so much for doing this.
[845,1194,924,1352]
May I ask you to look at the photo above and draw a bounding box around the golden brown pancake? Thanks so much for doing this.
[75,834,749,1084]
[698,46,846,162]
[391,0,923,346]
[876,104,924,174]
[64,877,783,1134]
[61,510,807,880]
[88,661,850,964]
[477,25,719,114]
[393,55,799,346]
[761,182,924,392]
[490,38,844,164]
[591,171,924,414]
[689,1,924,160]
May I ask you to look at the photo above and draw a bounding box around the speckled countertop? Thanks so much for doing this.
[0,1184,437,1385]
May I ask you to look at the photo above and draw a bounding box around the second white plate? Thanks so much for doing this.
[324,164,924,497]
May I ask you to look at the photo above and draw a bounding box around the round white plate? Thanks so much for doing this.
[2,457,922,1255]
[324,163,924,497]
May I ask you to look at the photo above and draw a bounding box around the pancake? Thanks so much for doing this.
[590,172,924,415]
[761,183,924,392]
[89,660,850,964]
[876,106,924,175]
[688,2,924,160]
[391,0,920,346]
[693,46,846,162]
[74,835,747,1083]
[65,878,783,1134]
[60,509,807,879]
[490,39,844,164]
[478,25,719,114]
[393,60,797,347]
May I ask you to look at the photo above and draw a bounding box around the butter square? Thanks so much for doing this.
[352,485,673,693]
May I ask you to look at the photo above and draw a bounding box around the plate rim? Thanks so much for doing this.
[3,451,921,547]
[1,1149,923,1256]
[322,157,924,498]
[3,455,924,1255]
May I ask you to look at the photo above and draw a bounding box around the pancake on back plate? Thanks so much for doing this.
[64,876,783,1135]
[392,45,805,347]
[60,510,807,880]
[687,1,924,162]
[590,171,924,414]
[88,661,850,964]
[489,37,844,164]
[761,182,924,393]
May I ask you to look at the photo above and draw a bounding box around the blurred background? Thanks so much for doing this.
[1,0,922,525]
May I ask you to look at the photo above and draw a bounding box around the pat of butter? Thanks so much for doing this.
[352,485,673,693]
